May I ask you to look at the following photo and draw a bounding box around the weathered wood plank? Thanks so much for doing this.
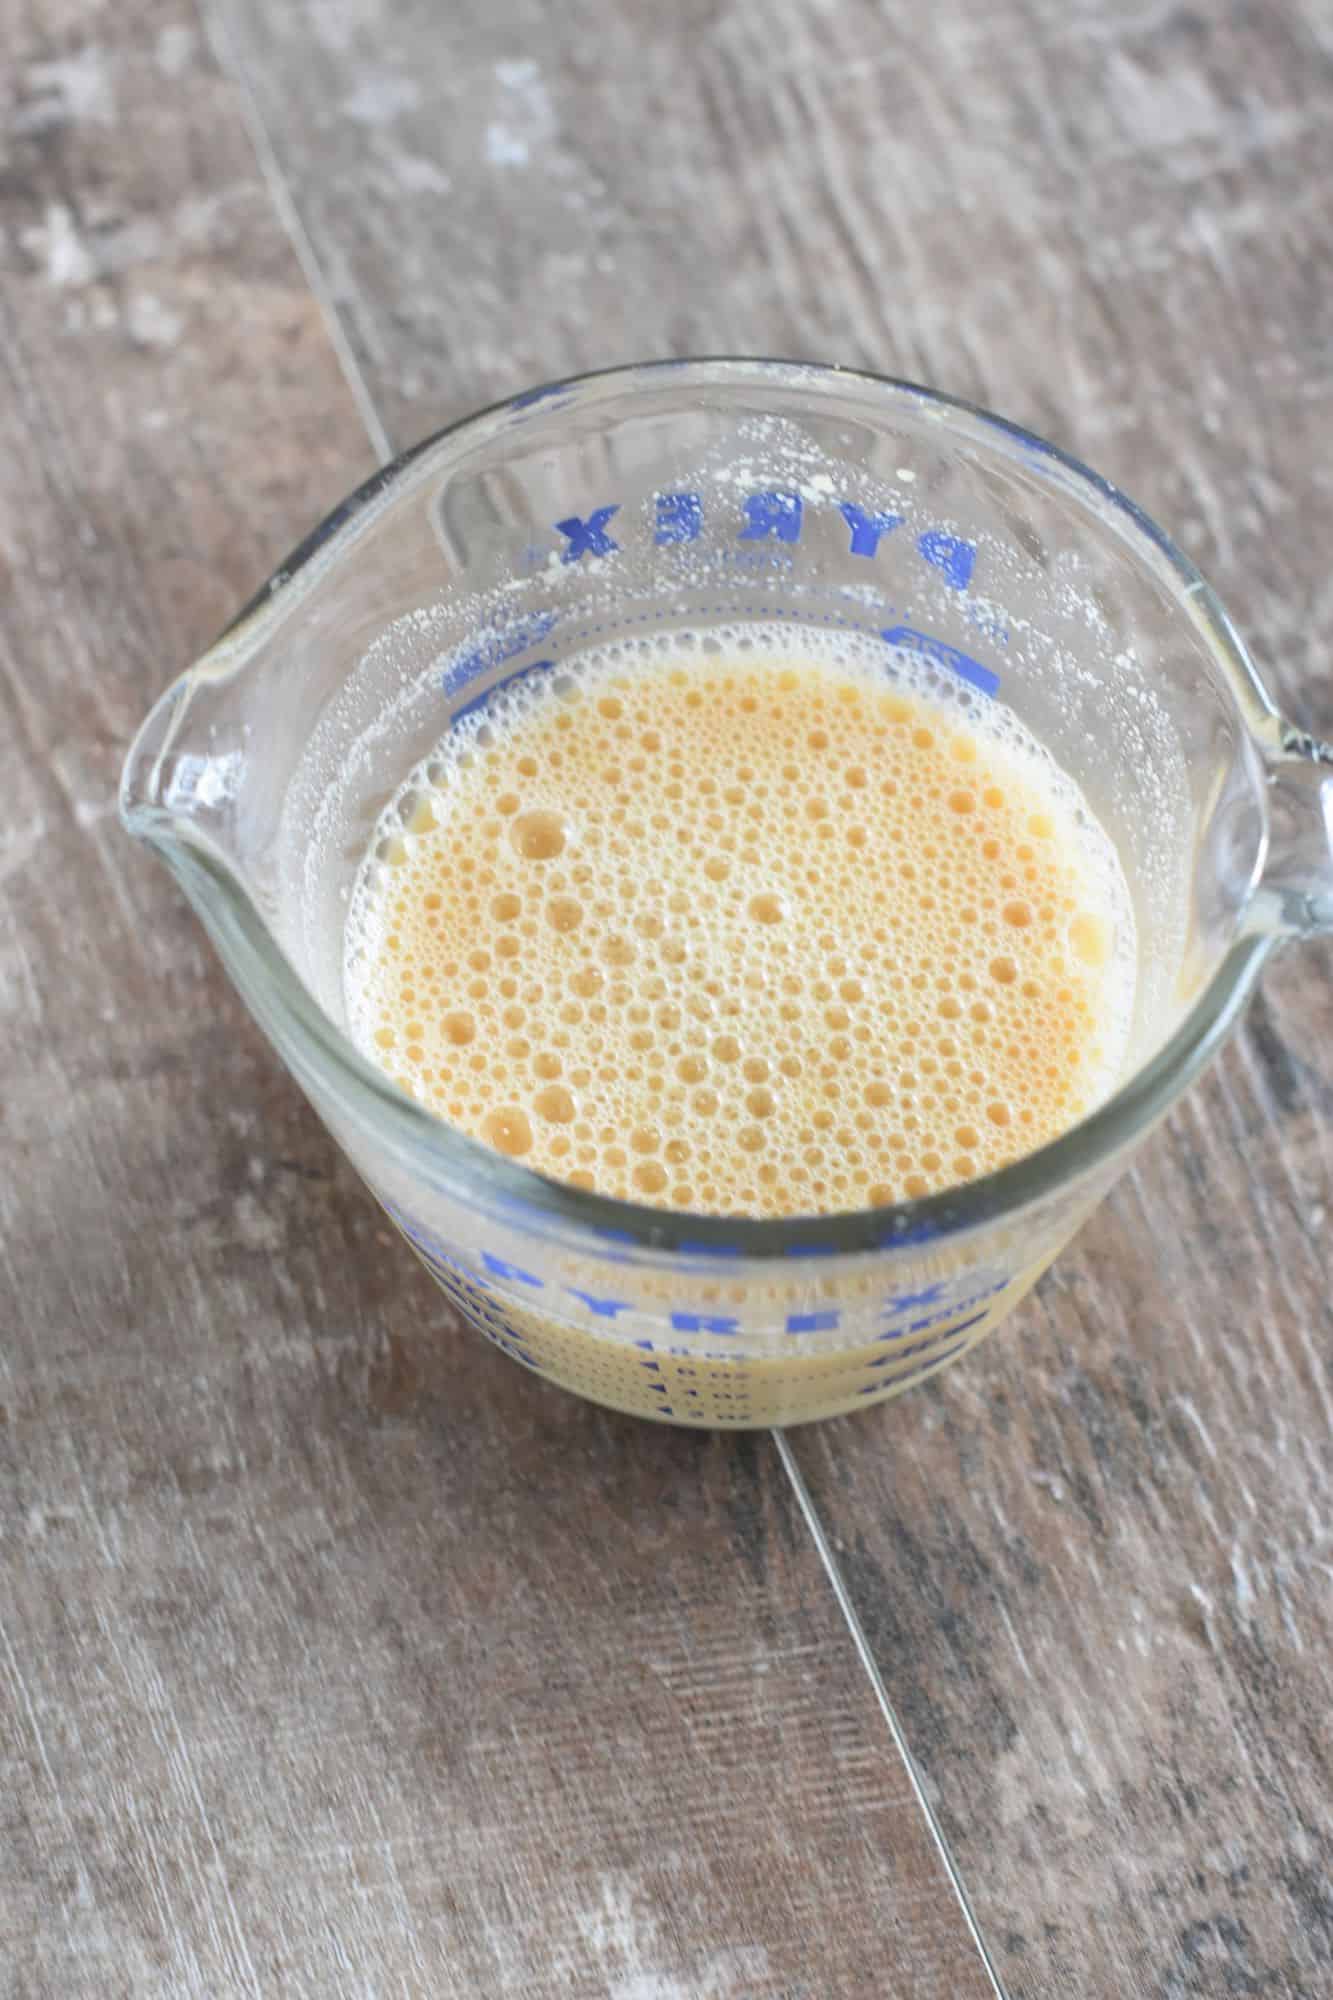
[215,0,1333,1991]
[0,3,999,1994]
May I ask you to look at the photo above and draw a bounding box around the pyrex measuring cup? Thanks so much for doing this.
[120,360,1333,1427]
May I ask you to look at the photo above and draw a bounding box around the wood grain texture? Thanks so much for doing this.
[0,4,1002,1995]
[213,0,1333,1994]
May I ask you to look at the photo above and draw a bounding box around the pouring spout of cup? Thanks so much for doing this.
[1250,722,1333,938]
[120,665,236,832]
[119,635,331,1111]
[118,649,259,893]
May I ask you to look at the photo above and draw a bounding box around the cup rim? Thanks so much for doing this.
[142,357,1281,1260]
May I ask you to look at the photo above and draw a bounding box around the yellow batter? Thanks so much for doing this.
[348,630,1132,1211]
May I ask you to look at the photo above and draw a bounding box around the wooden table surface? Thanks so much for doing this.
[4,2,1332,1994]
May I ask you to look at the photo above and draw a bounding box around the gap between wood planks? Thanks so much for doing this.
[202,7,1011,1991]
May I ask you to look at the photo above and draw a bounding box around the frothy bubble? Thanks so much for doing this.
[345,624,1136,1217]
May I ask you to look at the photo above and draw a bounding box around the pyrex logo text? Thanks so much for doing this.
[552,489,978,596]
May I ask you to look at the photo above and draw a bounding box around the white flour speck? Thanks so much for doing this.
[485,57,555,167]
[389,152,452,195]
[154,23,195,76]
[343,73,422,124]
[126,291,183,348]
[15,46,114,132]
[485,123,530,166]
[21,204,95,288]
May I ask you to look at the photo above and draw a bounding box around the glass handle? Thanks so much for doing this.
[1253,723,1333,937]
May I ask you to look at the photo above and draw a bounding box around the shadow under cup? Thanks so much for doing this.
[125,361,1296,1426]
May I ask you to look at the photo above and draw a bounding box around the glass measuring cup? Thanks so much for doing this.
[120,360,1333,1427]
